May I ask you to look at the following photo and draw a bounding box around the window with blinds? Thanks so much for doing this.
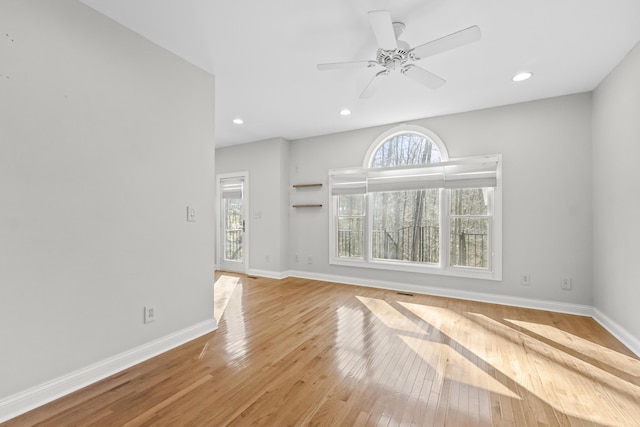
[328,127,502,280]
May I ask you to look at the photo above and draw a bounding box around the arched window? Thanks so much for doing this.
[329,125,502,281]
[364,126,448,168]
[370,132,443,168]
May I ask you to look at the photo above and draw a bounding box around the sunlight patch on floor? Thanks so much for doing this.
[466,312,640,426]
[214,274,240,323]
[505,317,640,375]
[356,296,520,399]
[335,305,368,381]
[400,336,521,399]
[198,342,210,360]
[213,274,249,361]
[356,296,426,334]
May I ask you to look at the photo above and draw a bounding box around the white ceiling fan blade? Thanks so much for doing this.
[403,65,446,90]
[360,70,388,98]
[317,61,377,71]
[411,26,481,60]
[368,10,398,51]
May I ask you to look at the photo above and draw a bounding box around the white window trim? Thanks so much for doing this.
[329,125,502,281]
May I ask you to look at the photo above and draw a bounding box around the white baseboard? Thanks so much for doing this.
[0,319,217,423]
[593,308,640,357]
[247,268,289,280]
[287,270,594,317]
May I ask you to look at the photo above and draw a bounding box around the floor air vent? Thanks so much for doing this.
[396,292,414,297]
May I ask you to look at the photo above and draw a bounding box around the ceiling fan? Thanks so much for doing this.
[317,10,481,98]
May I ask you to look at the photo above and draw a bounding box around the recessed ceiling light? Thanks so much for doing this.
[339,109,352,116]
[512,72,533,82]
[232,118,244,125]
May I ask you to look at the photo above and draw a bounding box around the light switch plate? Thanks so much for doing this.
[187,206,196,222]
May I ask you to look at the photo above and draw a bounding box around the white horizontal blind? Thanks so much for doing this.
[329,169,367,195]
[367,166,446,192]
[443,160,498,189]
[329,156,498,195]
[220,178,243,199]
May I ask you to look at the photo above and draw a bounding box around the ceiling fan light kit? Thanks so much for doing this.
[317,10,481,99]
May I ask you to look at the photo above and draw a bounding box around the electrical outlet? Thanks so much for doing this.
[520,273,531,286]
[144,306,155,323]
[561,277,572,290]
[295,255,299,263]
[265,255,270,263]
[307,256,313,264]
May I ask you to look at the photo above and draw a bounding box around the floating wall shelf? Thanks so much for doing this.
[292,183,323,207]
[292,183,323,188]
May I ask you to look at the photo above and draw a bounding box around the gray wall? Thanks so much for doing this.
[289,93,593,305]
[592,42,640,340]
[0,0,216,398]
[216,138,290,275]
[217,94,593,306]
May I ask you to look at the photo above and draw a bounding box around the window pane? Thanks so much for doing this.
[371,189,439,263]
[450,188,489,215]
[337,217,363,258]
[371,133,441,167]
[224,198,243,261]
[450,218,488,268]
[338,194,364,216]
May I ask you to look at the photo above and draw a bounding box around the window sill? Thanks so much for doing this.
[330,257,502,281]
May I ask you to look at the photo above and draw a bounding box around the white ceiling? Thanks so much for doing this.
[79,0,640,147]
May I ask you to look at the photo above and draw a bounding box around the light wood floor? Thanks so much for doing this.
[5,273,640,426]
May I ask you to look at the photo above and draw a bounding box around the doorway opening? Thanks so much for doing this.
[217,172,248,273]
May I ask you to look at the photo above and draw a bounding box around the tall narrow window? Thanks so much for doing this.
[449,188,490,268]
[329,125,502,280]
[219,176,247,273]
[337,194,365,259]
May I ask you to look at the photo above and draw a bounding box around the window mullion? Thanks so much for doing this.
[365,193,372,262]
[487,189,495,271]
[440,188,449,269]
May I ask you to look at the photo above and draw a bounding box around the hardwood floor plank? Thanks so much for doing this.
[122,374,213,427]
[4,273,640,426]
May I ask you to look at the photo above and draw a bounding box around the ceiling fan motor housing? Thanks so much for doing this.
[377,39,411,71]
